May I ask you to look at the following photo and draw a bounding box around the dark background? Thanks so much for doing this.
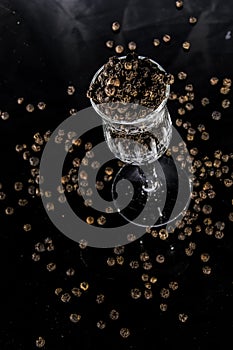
[0,0,233,349]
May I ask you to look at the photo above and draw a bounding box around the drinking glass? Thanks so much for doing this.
[90,56,191,228]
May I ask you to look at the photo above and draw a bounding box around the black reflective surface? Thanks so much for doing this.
[0,0,233,349]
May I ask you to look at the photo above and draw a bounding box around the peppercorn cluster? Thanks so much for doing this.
[87,53,171,119]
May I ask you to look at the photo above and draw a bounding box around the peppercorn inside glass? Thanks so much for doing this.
[87,54,191,227]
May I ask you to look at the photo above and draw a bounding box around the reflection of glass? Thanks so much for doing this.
[90,57,190,228]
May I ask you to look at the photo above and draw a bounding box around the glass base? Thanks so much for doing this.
[112,155,191,228]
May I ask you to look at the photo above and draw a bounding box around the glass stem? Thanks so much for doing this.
[142,161,161,193]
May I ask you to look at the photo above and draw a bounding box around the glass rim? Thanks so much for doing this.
[90,55,170,125]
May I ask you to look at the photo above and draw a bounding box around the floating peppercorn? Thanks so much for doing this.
[183,41,191,50]
[112,21,120,32]
[106,40,114,48]
[128,41,137,51]
[115,45,124,54]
